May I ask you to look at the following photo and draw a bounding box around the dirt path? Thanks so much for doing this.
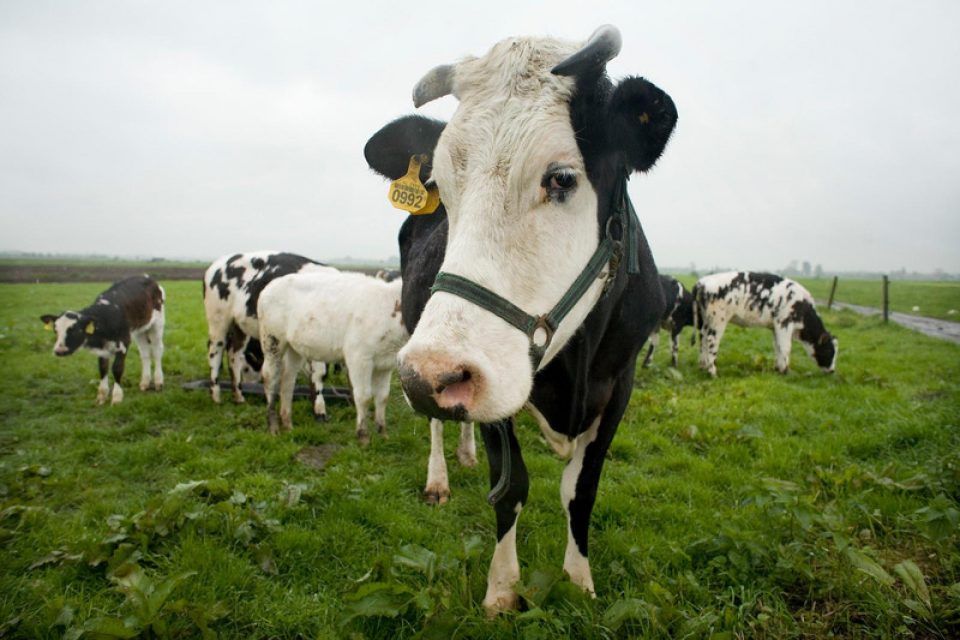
[827,301,960,345]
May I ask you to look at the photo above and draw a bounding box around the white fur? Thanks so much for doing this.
[482,507,522,615]
[257,271,408,440]
[560,415,601,594]
[202,251,335,404]
[398,36,607,423]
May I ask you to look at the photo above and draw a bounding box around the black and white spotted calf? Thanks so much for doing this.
[692,271,838,377]
[40,275,165,404]
[642,275,694,368]
[202,251,335,413]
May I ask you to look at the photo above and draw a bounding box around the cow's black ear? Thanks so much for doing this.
[364,115,447,182]
[608,76,677,173]
[40,314,57,328]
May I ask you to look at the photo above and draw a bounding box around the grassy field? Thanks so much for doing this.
[1,280,958,639]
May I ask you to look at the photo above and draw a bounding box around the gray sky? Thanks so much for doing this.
[2,1,958,273]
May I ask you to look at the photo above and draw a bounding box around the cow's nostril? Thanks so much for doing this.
[436,368,470,390]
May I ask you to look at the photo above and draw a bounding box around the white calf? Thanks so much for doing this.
[257,271,408,442]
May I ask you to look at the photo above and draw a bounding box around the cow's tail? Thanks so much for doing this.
[691,285,701,347]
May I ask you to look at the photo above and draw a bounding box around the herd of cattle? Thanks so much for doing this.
[36,26,838,615]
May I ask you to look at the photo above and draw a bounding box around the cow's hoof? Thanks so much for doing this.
[423,487,450,505]
[357,431,370,447]
[210,386,221,403]
[154,383,163,392]
[377,424,388,439]
[139,381,150,391]
[314,413,328,423]
[482,591,519,617]
[232,395,245,405]
[96,395,107,406]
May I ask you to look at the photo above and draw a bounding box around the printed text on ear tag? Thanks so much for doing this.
[388,155,438,215]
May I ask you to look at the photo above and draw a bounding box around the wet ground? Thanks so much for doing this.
[827,301,960,345]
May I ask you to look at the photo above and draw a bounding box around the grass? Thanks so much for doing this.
[1,280,959,638]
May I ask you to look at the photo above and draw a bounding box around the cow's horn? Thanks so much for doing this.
[551,25,622,77]
[413,64,455,108]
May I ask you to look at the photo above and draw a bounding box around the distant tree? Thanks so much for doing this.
[689,261,697,277]
[802,261,812,277]
[785,260,798,275]
[814,264,823,279]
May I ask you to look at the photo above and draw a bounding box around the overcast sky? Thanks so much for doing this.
[2,1,958,273]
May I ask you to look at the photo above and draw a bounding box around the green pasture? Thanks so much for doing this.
[1,280,958,639]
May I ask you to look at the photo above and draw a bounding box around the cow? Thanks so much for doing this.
[363,25,677,613]
[641,274,694,368]
[202,251,336,418]
[257,271,409,443]
[40,275,165,405]
[692,271,838,377]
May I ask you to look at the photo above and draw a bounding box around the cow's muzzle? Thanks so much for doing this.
[398,359,477,421]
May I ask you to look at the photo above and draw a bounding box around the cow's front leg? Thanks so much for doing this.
[480,419,528,616]
[424,419,450,504]
[457,422,478,467]
[641,331,659,368]
[96,357,110,405]
[308,361,328,421]
[670,327,682,367]
[773,325,793,373]
[110,350,126,405]
[561,374,630,596]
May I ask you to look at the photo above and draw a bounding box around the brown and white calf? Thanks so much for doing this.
[257,270,409,443]
[692,271,838,377]
[41,275,165,404]
[642,274,695,368]
[203,251,336,416]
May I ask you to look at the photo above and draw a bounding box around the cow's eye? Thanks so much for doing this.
[542,167,578,203]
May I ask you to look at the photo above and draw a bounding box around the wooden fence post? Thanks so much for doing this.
[827,276,838,310]
[882,275,889,323]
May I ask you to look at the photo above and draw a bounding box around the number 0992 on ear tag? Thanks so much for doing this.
[388,155,440,215]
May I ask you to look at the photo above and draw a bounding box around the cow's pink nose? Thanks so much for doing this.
[399,355,479,421]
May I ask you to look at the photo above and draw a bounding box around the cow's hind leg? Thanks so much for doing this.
[699,312,727,377]
[346,354,374,446]
[206,320,230,404]
[480,419,528,616]
[670,327,682,367]
[561,371,632,595]
[424,419,450,504]
[150,310,165,389]
[261,336,284,434]
[371,366,392,438]
[278,349,303,432]
[132,331,152,391]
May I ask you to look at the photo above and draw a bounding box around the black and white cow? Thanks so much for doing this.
[40,275,165,405]
[692,271,838,377]
[202,251,335,415]
[642,274,694,368]
[364,26,676,613]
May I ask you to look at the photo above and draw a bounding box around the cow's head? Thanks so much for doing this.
[382,26,677,422]
[812,333,838,373]
[40,312,94,356]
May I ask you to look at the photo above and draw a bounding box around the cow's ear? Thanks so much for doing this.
[819,333,831,345]
[84,320,96,335]
[608,76,678,173]
[364,115,447,182]
[40,314,57,330]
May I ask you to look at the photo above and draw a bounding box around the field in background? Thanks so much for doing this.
[1,280,959,638]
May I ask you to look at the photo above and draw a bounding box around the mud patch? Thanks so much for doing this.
[295,444,341,470]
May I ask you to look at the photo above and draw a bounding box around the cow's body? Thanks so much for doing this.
[693,271,838,376]
[642,274,694,368]
[365,26,676,613]
[202,251,335,415]
[41,275,165,404]
[257,271,408,443]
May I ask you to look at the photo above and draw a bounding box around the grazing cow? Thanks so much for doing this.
[202,251,335,416]
[692,271,838,377]
[364,25,676,613]
[40,275,165,405]
[642,274,694,368]
[257,271,409,443]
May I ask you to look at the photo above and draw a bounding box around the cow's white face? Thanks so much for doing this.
[42,312,90,356]
[398,38,608,422]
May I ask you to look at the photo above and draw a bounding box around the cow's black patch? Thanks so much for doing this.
[242,253,326,319]
[209,268,229,300]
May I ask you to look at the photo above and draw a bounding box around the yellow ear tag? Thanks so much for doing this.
[388,155,439,215]
[44,321,53,331]
[85,321,96,335]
